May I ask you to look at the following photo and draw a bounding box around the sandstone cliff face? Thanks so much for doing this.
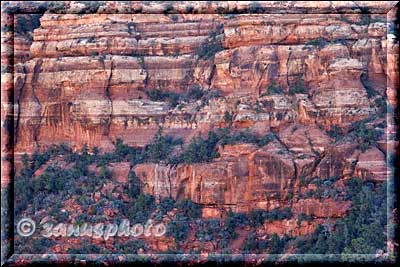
[9,2,393,215]
[1,1,397,258]
[135,142,296,213]
[12,11,389,152]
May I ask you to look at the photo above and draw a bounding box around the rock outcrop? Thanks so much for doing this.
[1,1,397,258]
[11,10,390,154]
[135,143,296,213]
[4,0,393,221]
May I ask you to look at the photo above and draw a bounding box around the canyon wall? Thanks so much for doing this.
[2,0,397,213]
[0,1,398,258]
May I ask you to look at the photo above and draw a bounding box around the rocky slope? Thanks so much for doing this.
[1,0,398,262]
[12,7,392,201]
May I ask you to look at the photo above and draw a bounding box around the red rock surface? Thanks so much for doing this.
[264,219,323,237]
[1,0,397,259]
[9,10,391,154]
[134,142,296,213]
[292,198,351,218]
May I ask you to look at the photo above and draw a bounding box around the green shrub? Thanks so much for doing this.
[242,231,262,253]
[30,238,55,254]
[166,214,190,245]
[289,76,308,95]
[296,178,387,254]
[128,170,141,198]
[348,120,383,152]
[14,176,33,214]
[120,240,149,254]
[99,165,112,179]
[185,5,194,13]
[242,231,278,253]
[144,128,183,163]
[374,97,386,117]
[113,138,140,162]
[221,129,257,146]
[163,3,174,14]
[31,151,51,172]
[297,213,313,226]
[146,85,206,108]
[179,131,220,163]
[266,83,284,95]
[266,207,293,221]
[68,243,102,254]
[249,2,264,13]
[223,111,233,124]
[126,194,156,224]
[145,89,171,102]
[195,219,222,243]
[196,31,223,59]
[33,165,72,193]
[159,197,175,214]
[360,73,378,98]
[184,85,204,101]
[248,209,267,227]
[200,89,221,107]
[77,1,104,14]
[225,209,249,229]
[327,125,344,141]
[269,233,285,254]
[175,199,202,219]
[47,2,66,12]
[305,37,329,49]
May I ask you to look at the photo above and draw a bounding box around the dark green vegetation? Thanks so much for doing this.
[163,3,174,14]
[267,83,284,95]
[305,37,330,49]
[145,85,217,108]
[295,178,387,254]
[76,1,105,14]
[248,1,264,13]
[219,129,276,147]
[13,125,299,254]
[260,83,284,97]
[289,75,309,95]
[242,232,286,254]
[196,28,224,59]
[374,97,387,117]
[327,125,344,141]
[13,127,279,253]
[145,89,181,107]
[14,122,386,255]
[175,131,221,164]
[326,119,384,152]
[238,208,292,253]
[14,14,42,37]
[360,73,379,98]
[347,120,384,152]
[300,176,344,200]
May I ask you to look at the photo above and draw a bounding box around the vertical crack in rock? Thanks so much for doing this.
[138,55,149,89]
[8,7,393,247]
[255,63,270,97]
[103,57,113,136]
[166,165,173,199]
[207,60,217,87]
[13,65,27,145]
[31,59,43,147]
[305,131,326,178]
[286,48,293,89]
[272,133,298,198]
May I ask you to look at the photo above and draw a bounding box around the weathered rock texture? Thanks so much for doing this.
[11,11,391,152]
[1,0,398,257]
[3,1,396,212]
